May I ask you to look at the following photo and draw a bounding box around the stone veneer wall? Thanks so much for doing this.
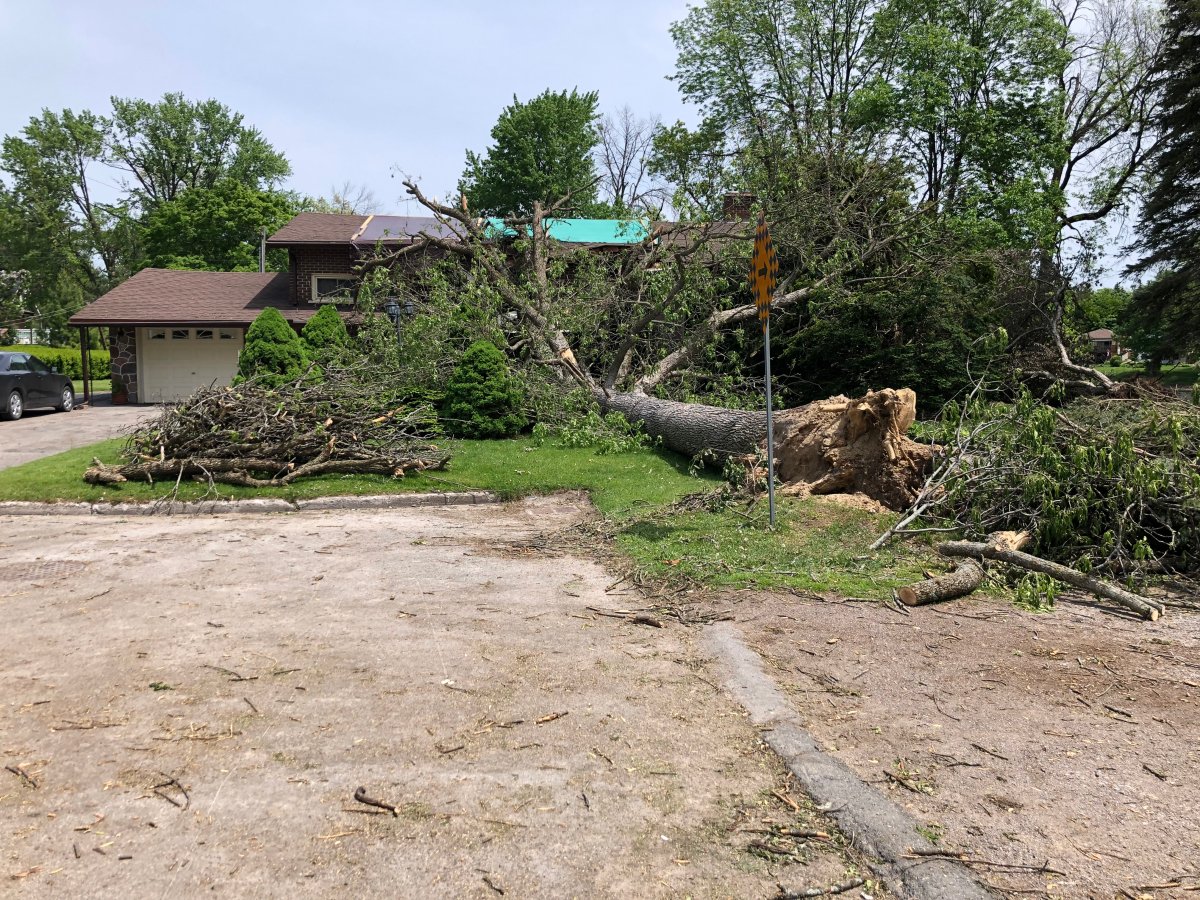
[110,326,138,403]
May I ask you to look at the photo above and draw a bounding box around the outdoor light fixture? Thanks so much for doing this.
[382,299,401,323]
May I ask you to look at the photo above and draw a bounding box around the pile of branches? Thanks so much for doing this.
[84,368,448,489]
[879,384,1200,580]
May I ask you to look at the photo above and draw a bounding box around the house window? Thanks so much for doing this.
[149,329,166,340]
[171,329,190,340]
[196,329,214,340]
[312,274,356,304]
[218,330,236,340]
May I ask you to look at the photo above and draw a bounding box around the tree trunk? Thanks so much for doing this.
[597,387,932,511]
[897,560,985,606]
[596,390,765,458]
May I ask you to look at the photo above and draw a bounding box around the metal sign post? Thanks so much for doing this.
[750,211,779,527]
[763,316,776,527]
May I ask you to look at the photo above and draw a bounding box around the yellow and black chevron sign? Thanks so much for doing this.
[750,210,778,332]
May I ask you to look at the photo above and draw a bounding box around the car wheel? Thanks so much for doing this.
[57,386,75,412]
[2,390,21,421]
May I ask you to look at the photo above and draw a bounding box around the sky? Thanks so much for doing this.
[0,0,698,210]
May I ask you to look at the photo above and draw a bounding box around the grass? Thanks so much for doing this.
[0,436,710,517]
[0,435,934,599]
[72,379,112,394]
[1095,361,1198,388]
[613,497,929,597]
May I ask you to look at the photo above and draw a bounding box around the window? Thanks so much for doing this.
[8,354,29,372]
[218,330,236,341]
[312,274,356,304]
[149,329,166,341]
[196,329,214,340]
[26,356,52,374]
[172,329,190,340]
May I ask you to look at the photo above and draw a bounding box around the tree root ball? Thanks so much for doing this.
[774,388,932,511]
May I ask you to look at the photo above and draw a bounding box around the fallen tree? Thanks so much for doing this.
[360,181,928,509]
[83,368,447,489]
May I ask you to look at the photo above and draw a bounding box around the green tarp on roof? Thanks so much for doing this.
[485,217,649,244]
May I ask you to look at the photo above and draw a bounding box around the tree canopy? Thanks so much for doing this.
[0,93,291,344]
[1125,0,1200,365]
[460,89,602,216]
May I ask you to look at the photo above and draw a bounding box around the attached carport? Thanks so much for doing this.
[69,268,319,403]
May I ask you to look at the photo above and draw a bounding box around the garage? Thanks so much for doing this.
[137,326,244,403]
[67,268,312,404]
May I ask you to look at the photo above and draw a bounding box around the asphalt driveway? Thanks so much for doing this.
[0,401,151,471]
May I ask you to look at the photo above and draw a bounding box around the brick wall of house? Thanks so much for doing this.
[290,247,357,304]
[110,326,138,403]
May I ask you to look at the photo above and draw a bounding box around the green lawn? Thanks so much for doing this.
[0,436,709,517]
[0,436,931,598]
[1095,362,1198,387]
[72,379,112,394]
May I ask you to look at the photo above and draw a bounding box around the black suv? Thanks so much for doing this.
[0,352,75,420]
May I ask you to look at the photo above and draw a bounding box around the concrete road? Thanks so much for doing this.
[0,402,151,471]
[0,496,872,898]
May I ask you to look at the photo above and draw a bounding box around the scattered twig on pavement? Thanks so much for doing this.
[4,765,38,789]
[905,848,1065,875]
[153,774,190,810]
[353,786,398,816]
[773,876,865,898]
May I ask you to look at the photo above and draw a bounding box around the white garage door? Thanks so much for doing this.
[138,327,244,403]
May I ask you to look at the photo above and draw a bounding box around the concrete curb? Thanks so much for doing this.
[707,622,995,900]
[0,491,498,517]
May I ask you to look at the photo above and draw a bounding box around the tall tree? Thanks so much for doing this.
[141,180,297,272]
[460,89,602,216]
[107,93,290,208]
[1,107,135,296]
[1126,0,1200,365]
[0,94,291,343]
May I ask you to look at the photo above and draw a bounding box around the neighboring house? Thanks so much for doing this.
[69,212,461,403]
[1087,328,1119,362]
[69,204,748,404]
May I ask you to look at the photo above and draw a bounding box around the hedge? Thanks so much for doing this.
[0,345,111,381]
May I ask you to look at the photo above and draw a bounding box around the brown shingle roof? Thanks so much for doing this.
[267,212,367,245]
[68,269,321,327]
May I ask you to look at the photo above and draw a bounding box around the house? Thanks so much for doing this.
[69,203,749,404]
[68,212,459,403]
[1087,328,1119,362]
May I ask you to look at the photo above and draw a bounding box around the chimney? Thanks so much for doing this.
[722,192,756,221]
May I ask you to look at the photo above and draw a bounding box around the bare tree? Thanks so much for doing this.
[307,181,381,215]
[596,106,669,215]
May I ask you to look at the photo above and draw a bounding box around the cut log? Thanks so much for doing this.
[897,560,985,606]
[598,387,932,511]
[938,539,1166,621]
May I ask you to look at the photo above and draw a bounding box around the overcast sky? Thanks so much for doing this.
[0,0,696,210]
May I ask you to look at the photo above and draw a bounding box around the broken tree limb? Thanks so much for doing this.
[937,539,1166,621]
[897,560,986,606]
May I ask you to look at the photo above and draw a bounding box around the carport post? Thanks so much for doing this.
[79,326,90,404]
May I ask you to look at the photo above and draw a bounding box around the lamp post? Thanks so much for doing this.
[382,299,402,338]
